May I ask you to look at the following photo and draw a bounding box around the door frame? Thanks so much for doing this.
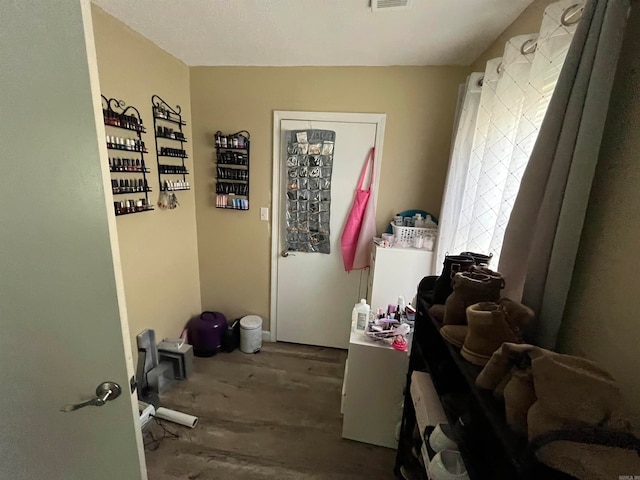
[270,111,386,343]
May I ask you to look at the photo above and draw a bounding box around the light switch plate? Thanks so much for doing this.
[260,207,269,221]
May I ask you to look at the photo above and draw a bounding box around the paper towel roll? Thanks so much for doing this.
[154,406,198,428]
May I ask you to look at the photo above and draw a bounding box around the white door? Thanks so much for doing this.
[272,113,385,349]
[1,2,145,479]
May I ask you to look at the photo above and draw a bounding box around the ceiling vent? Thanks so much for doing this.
[371,0,412,12]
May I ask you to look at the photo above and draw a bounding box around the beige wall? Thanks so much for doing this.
[92,6,201,354]
[558,5,640,421]
[190,66,469,329]
[472,0,557,70]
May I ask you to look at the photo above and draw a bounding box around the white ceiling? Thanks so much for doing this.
[93,0,533,67]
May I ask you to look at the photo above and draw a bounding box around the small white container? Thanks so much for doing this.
[240,315,263,353]
[355,299,370,331]
[424,214,437,228]
[351,303,359,332]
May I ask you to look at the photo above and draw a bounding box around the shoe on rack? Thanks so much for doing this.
[460,251,493,266]
[461,299,534,366]
[427,450,470,480]
[439,325,468,348]
[432,255,475,305]
[443,270,504,326]
[428,423,459,453]
[429,304,446,323]
[503,369,536,435]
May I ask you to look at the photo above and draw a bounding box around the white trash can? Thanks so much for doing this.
[240,315,262,353]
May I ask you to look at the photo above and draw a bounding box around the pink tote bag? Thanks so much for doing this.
[341,148,375,272]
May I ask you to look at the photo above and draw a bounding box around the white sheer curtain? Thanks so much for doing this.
[435,72,482,271]
[436,0,582,272]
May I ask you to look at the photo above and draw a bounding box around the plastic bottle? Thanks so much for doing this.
[424,215,437,228]
[351,303,359,332]
[356,299,370,331]
[398,296,406,317]
[414,214,424,228]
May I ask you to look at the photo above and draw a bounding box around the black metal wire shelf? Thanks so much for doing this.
[215,161,248,167]
[110,167,151,173]
[112,189,152,195]
[153,114,186,126]
[115,207,154,216]
[216,205,249,210]
[102,94,152,217]
[216,146,248,151]
[160,186,191,192]
[157,153,188,159]
[155,134,187,142]
[104,121,146,134]
[107,144,148,153]
[158,170,189,175]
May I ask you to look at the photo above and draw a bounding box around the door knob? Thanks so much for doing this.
[281,249,295,258]
[60,381,122,412]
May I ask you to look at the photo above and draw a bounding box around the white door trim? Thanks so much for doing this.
[270,111,386,343]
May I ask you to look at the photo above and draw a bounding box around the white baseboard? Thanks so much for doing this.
[262,331,272,342]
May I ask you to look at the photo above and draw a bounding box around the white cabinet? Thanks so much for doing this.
[367,244,434,311]
[341,331,409,448]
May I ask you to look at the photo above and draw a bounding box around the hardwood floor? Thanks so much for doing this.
[144,342,396,479]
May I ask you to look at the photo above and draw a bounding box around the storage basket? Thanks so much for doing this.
[391,223,437,244]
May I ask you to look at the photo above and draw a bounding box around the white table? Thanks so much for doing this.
[341,330,409,448]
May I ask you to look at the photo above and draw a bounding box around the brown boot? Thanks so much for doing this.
[527,351,640,480]
[439,325,468,348]
[503,369,536,435]
[530,350,621,431]
[443,271,504,325]
[460,299,534,366]
[471,265,503,283]
[428,304,445,324]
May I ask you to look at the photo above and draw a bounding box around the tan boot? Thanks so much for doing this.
[460,299,534,366]
[530,350,622,431]
[503,369,537,435]
[439,325,468,348]
[443,271,504,325]
[476,342,538,390]
[527,351,640,480]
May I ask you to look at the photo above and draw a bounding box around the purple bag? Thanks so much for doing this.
[187,311,228,357]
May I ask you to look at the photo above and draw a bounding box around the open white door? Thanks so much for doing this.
[0,2,145,478]
[272,112,385,349]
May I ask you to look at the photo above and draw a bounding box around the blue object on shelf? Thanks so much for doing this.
[386,210,439,233]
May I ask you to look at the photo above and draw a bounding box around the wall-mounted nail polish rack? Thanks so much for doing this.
[111,178,151,195]
[102,95,153,216]
[151,95,190,196]
[215,130,250,210]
